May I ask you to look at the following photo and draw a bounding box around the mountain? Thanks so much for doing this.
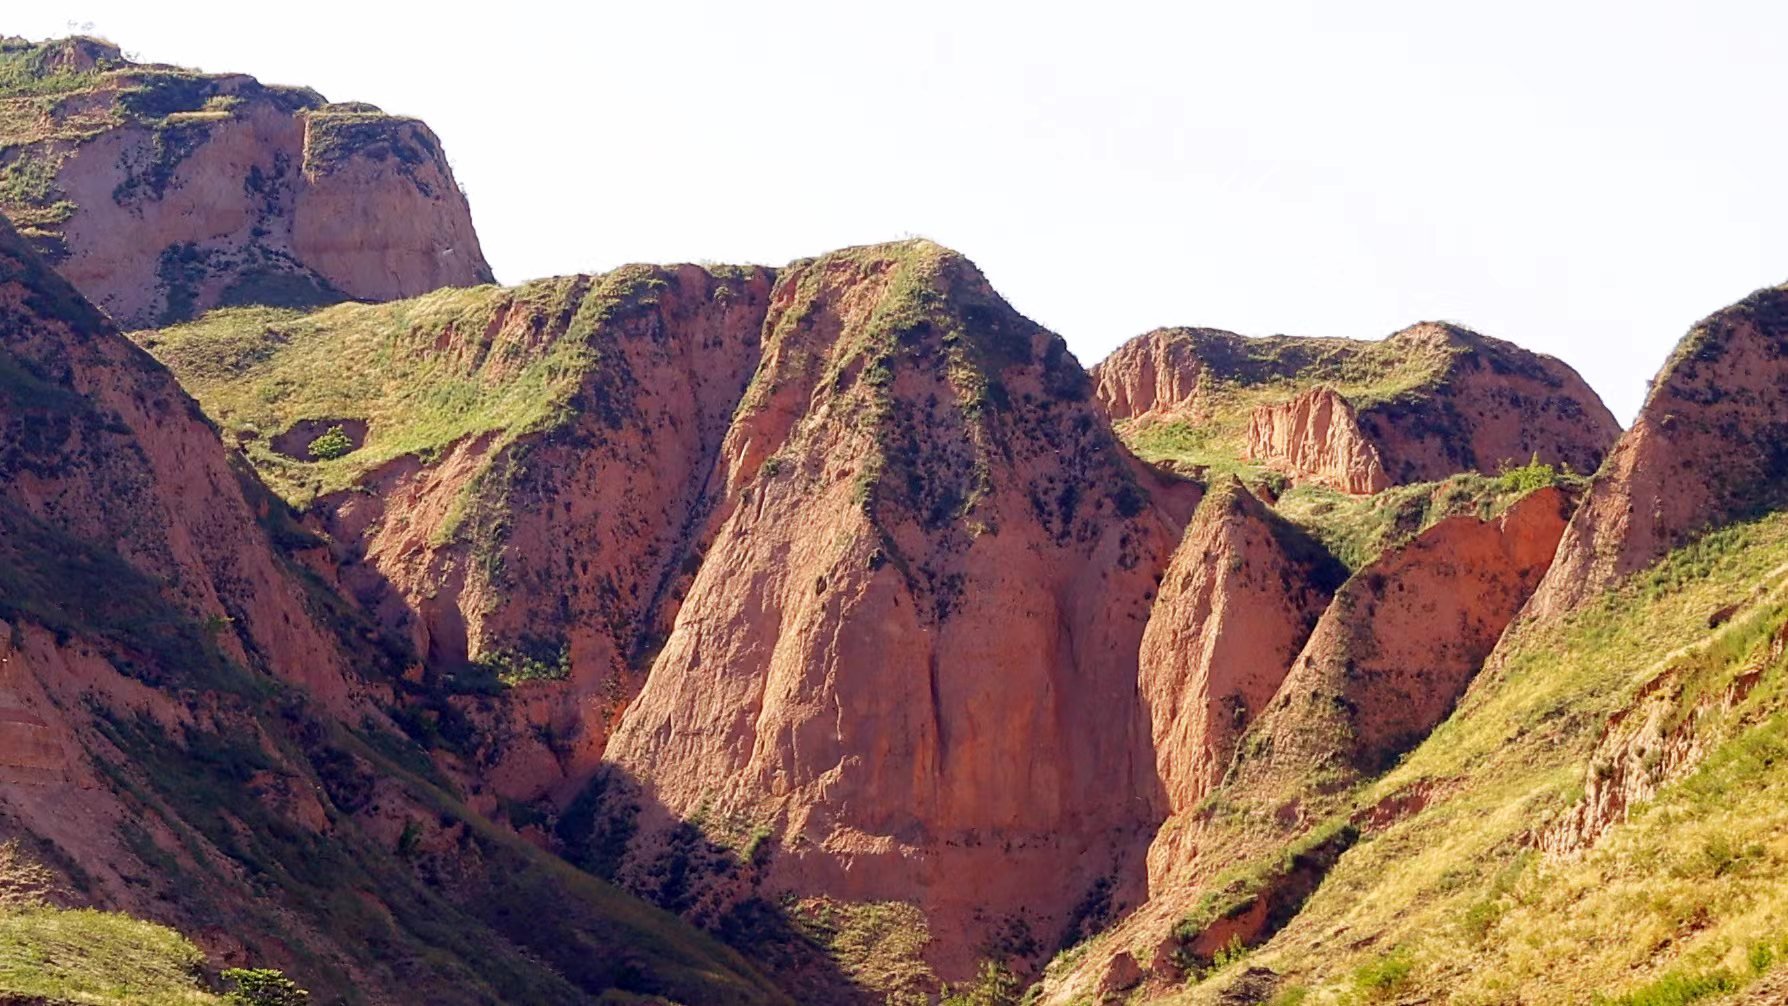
[0,36,490,327]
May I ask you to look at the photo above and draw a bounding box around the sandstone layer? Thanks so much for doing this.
[1244,386,1390,493]
[1140,479,1342,821]
[1238,486,1573,795]
[0,36,491,327]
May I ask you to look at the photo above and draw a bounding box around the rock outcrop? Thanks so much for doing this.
[1141,480,1342,827]
[1245,386,1390,494]
[596,241,1185,981]
[0,36,490,327]
[1097,322,1619,488]
[1528,286,1788,618]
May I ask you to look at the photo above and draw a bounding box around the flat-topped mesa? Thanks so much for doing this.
[1528,285,1788,618]
[1099,322,1619,491]
[592,241,1186,985]
[0,36,491,327]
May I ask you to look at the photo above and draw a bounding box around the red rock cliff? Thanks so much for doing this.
[1245,386,1390,493]
[598,241,1185,980]
[1,37,491,327]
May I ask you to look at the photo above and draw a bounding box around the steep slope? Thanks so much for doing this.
[1100,322,1618,492]
[139,266,774,802]
[1530,285,1788,618]
[585,241,1186,987]
[0,36,490,327]
[1037,484,1573,1004]
[1140,479,1344,879]
[0,215,788,1006]
[1149,502,1788,1006]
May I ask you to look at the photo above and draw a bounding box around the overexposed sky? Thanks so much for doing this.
[18,1,1788,422]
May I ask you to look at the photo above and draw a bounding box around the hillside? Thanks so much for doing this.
[1097,322,1618,494]
[0,35,490,327]
[1038,282,1788,1005]
[0,212,788,1006]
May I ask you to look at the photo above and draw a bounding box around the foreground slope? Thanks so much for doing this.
[0,214,788,1005]
[1098,323,1618,493]
[0,36,490,326]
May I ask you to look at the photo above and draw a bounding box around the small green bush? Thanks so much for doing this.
[1350,947,1414,1000]
[223,967,309,1006]
[1589,966,1736,1006]
[1496,454,1559,493]
[306,425,354,460]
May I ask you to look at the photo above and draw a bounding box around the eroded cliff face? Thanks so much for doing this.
[594,242,1184,982]
[0,36,490,328]
[322,266,776,799]
[1140,481,1341,833]
[1529,287,1788,618]
[0,213,354,705]
[1245,386,1389,494]
[1036,486,1573,1004]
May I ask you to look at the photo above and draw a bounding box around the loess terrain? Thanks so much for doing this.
[2,31,1787,1006]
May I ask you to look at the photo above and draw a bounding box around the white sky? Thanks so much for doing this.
[18,1,1788,422]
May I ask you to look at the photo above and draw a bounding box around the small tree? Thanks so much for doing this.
[306,425,354,460]
[222,968,309,1006]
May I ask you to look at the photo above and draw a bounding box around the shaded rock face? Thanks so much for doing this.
[599,242,1184,979]
[1097,323,1619,488]
[1245,386,1390,494]
[1238,487,1573,795]
[0,214,353,705]
[1,37,490,328]
[1530,287,1788,618]
[1355,324,1618,484]
[315,265,776,797]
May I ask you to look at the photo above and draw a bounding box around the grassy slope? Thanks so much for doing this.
[1274,466,1583,571]
[1117,327,1464,485]
[0,906,222,1006]
[1161,510,1788,1006]
[133,274,636,509]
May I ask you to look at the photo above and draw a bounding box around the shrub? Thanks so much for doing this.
[306,425,354,460]
[223,967,309,1006]
[1496,454,1559,493]
[939,960,1020,1006]
[1589,967,1736,1006]
[1350,947,1414,1000]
